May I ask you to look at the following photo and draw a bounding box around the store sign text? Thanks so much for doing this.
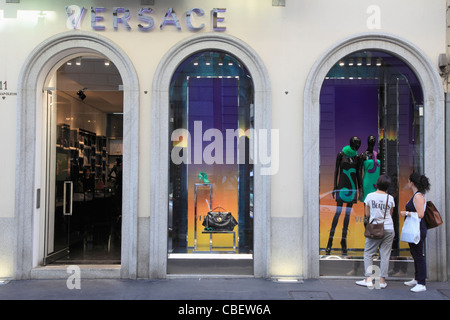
[65,6,226,32]
[0,80,17,100]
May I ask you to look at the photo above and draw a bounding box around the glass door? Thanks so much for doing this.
[43,88,72,264]
[43,56,123,265]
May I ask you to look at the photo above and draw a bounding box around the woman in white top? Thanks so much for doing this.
[356,174,395,289]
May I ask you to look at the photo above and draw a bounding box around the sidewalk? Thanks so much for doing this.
[0,277,449,300]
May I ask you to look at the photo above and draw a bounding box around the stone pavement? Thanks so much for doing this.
[1,277,448,317]
[0,277,449,301]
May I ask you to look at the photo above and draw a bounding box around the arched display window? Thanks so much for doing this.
[167,50,255,274]
[319,50,424,277]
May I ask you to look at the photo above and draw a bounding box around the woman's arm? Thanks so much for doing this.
[401,193,426,218]
[389,196,394,216]
[413,193,426,219]
[365,204,371,219]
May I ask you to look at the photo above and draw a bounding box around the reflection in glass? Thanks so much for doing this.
[319,51,423,277]
[44,57,123,264]
[168,51,254,256]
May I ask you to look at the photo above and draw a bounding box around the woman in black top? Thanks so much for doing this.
[400,172,430,293]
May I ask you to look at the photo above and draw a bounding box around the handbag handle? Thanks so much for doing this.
[210,206,227,212]
[383,194,389,219]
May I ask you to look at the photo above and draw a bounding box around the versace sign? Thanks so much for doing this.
[65,6,227,32]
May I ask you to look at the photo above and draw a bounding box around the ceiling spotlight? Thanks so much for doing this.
[76,89,87,100]
[376,58,382,66]
[76,57,81,66]
[104,59,110,66]
[205,53,211,66]
[366,52,372,66]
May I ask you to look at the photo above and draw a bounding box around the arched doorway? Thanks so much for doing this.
[303,33,445,280]
[42,55,123,265]
[150,34,271,278]
[15,31,139,279]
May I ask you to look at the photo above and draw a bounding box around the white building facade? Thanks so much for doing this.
[0,0,448,281]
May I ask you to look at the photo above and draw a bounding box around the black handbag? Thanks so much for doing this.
[364,194,388,239]
[202,207,238,231]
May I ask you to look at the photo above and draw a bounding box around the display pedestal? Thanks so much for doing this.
[193,183,212,252]
[201,231,236,253]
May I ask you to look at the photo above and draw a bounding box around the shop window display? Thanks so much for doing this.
[319,51,424,277]
[168,51,254,256]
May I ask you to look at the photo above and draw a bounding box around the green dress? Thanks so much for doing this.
[362,156,380,201]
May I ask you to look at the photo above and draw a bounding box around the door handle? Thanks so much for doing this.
[63,181,73,215]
